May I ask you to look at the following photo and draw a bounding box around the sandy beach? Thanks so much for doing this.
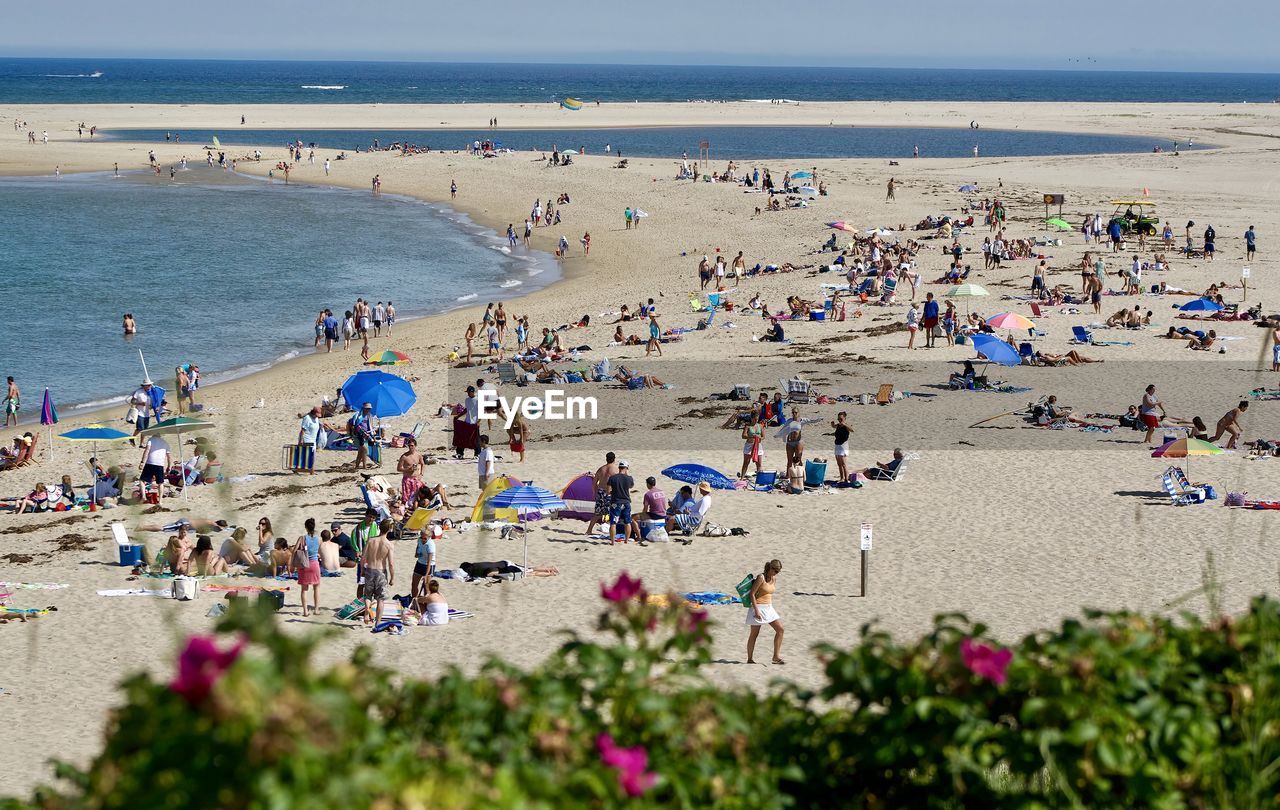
[3,100,1280,795]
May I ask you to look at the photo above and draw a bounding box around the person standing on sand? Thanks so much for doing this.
[740,413,764,479]
[477,434,495,492]
[361,520,395,625]
[1271,323,1280,372]
[1140,384,1166,444]
[746,559,785,665]
[398,437,425,508]
[451,179,457,199]
[586,452,619,537]
[886,177,895,201]
[4,377,19,427]
[348,403,376,470]
[324,158,330,176]
[523,218,532,247]
[1245,225,1257,262]
[385,301,395,336]
[507,410,529,463]
[646,313,663,357]
[831,413,851,483]
[294,518,322,616]
[921,292,939,349]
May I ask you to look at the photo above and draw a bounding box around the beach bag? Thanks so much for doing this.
[701,522,731,538]
[735,574,755,607]
[257,590,285,612]
[171,577,198,601]
[1226,491,1247,507]
[646,526,669,543]
[125,406,139,424]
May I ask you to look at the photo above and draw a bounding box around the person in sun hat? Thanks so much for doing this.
[667,481,713,536]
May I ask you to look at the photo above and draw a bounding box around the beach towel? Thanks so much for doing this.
[0,582,69,591]
[96,588,171,598]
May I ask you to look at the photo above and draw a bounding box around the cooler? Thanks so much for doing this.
[117,544,144,567]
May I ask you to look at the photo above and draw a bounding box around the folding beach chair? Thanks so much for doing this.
[875,384,894,405]
[1030,302,1050,319]
[1071,326,1093,345]
[495,362,522,386]
[1018,343,1036,365]
[867,458,908,481]
[781,377,812,404]
[753,471,778,491]
[1160,467,1205,505]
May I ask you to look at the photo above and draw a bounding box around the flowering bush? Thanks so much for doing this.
[10,574,1280,809]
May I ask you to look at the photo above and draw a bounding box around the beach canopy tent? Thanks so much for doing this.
[341,370,416,418]
[558,473,596,521]
[662,463,737,491]
[969,334,1021,367]
[1179,298,1223,313]
[469,474,527,524]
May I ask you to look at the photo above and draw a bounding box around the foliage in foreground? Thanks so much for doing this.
[8,570,1280,809]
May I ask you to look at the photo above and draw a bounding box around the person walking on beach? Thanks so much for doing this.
[296,407,322,474]
[523,219,532,247]
[886,176,895,201]
[645,313,663,357]
[746,559,785,665]
[450,179,457,199]
[323,158,330,176]
[294,518,322,617]
[1210,401,1248,449]
[4,377,19,427]
[581,232,591,256]
[385,301,395,336]
[1246,225,1257,261]
[1140,384,1166,444]
[1271,323,1280,373]
[477,434,495,492]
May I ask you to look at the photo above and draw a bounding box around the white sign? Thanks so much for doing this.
[1242,267,1251,279]
[859,523,873,551]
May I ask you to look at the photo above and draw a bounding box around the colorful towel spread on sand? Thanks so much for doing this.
[1,606,56,615]
[0,582,70,590]
[96,589,172,598]
[645,592,742,608]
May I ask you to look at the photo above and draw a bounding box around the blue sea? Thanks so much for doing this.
[0,169,557,414]
[1,58,1277,104]
[105,125,1177,159]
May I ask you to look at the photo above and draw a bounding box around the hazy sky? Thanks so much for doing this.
[5,0,1277,72]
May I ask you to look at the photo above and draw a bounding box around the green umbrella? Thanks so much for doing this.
[944,283,989,316]
[1046,218,1071,231]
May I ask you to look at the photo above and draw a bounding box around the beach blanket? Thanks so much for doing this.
[96,588,172,598]
[0,582,69,591]
[201,584,288,594]
[1,606,56,616]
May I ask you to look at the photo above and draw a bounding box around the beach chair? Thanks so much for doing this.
[781,377,812,404]
[0,440,30,472]
[16,434,38,468]
[1030,302,1050,319]
[360,485,392,521]
[867,458,908,482]
[495,362,522,386]
[1070,326,1093,345]
[879,276,898,303]
[753,471,778,491]
[875,384,894,406]
[397,422,425,443]
[1160,467,1205,505]
[1018,343,1036,365]
[803,460,827,488]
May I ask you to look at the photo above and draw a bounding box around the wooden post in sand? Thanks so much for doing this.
[857,523,872,597]
[1242,267,1250,301]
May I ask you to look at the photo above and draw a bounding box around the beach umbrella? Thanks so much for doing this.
[633,209,649,219]
[986,313,1036,332]
[58,425,131,505]
[866,227,895,239]
[959,184,979,193]
[1046,218,1071,231]
[341,369,417,418]
[791,171,812,179]
[798,186,817,195]
[560,98,583,111]
[944,282,989,314]
[1179,298,1223,313]
[969,334,1020,368]
[826,221,855,232]
[140,416,215,501]
[1151,436,1224,476]
[365,349,411,366]
[39,388,58,463]
[661,463,737,490]
[486,485,568,568]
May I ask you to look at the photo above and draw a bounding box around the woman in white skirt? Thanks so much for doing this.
[746,559,785,664]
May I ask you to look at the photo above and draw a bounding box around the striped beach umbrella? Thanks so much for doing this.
[486,485,568,568]
[39,388,58,462]
[365,349,411,366]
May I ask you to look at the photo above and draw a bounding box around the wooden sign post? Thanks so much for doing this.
[858,523,872,597]
[1242,267,1250,301]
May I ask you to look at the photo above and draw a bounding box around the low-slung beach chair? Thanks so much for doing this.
[781,377,813,404]
[867,458,908,481]
[1018,343,1036,364]
[1160,467,1205,505]
[1070,326,1093,345]
[495,362,522,386]
[1030,302,1050,318]
[875,384,894,405]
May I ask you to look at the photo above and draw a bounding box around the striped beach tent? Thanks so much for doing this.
[560,98,583,111]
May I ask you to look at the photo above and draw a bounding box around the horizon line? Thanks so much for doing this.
[3,54,1280,77]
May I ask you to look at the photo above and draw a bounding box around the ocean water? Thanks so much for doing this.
[1,58,1277,105]
[106,125,1175,159]
[0,169,557,415]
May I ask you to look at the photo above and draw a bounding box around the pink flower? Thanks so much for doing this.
[961,638,1013,686]
[596,734,657,797]
[169,634,245,705]
[681,609,710,637]
[601,571,646,603]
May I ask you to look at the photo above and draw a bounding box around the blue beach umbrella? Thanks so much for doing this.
[486,485,568,567]
[1179,298,1223,313]
[970,334,1021,367]
[791,171,812,179]
[58,425,132,505]
[340,370,417,418]
[662,463,737,490]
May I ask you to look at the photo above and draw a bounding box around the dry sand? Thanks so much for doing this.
[2,101,1280,796]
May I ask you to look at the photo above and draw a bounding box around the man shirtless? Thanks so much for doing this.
[4,377,19,427]
[397,438,425,505]
[1210,401,1249,449]
[731,251,746,287]
[361,519,396,626]
[585,451,619,536]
